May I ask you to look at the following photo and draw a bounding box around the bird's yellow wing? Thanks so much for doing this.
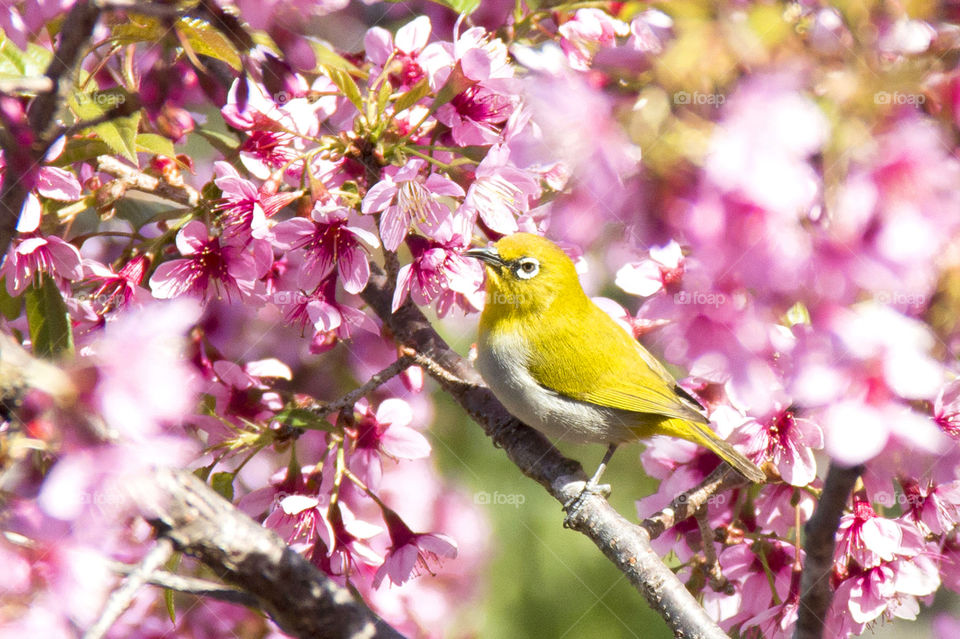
[526,297,706,423]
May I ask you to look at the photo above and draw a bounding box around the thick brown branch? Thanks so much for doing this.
[794,463,862,639]
[144,468,406,639]
[360,265,729,639]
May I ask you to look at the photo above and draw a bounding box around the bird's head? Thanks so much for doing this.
[465,233,585,317]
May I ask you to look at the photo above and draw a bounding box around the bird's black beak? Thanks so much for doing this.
[464,247,505,268]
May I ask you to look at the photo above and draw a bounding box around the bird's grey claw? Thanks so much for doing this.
[562,481,612,527]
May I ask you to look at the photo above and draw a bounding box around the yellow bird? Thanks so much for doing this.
[465,233,765,512]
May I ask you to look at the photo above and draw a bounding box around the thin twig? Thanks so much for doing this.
[84,538,174,639]
[313,354,414,417]
[694,506,731,594]
[641,463,750,539]
[794,463,863,639]
[107,561,258,607]
[97,155,200,207]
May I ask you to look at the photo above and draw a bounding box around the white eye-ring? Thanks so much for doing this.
[515,257,540,280]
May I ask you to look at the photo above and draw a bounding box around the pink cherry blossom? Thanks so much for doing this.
[87,298,202,440]
[373,508,457,588]
[733,408,823,486]
[900,478,960,536]
[460,144,539,236]
[348,397,430,491]
[365,16,432,90]
[361,159,464,251]
[558,8,629,71]
[278,276,379,348]
[1,234,82,296]
[835,497,904,573]
[82,255,150,313]
[934,379,960,438]
[149,221,266,301]
[214,161,299,244]
[615,240,684,297]
[628,9,674,54]
[207,358,289,422]
[392,216,484,315]
[273,204,380,294]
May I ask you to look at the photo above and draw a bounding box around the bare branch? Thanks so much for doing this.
[641,464,749,539]
[313,354,414,417]
[360,265,730,639]
[108,561,259,607]
[97,155,200,207]
[145,467,407,639]
[84,538,174,639]
[695,507,731,594]
[794,462,862,639]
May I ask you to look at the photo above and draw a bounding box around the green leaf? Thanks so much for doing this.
[323,65,363,113]
[426,0,479,14]
[0,279,22,321]
[276,407,335,432]
[163,552,182,622]
[0,38,53,77]
[393,78,430,114]
[310,41,364,76]
[95,113,141,164]
[177,17,242,70]
[25,275,73,358]
[376,79,393,118]
[51,138,113,166]
[211,471,235,502]
[164,588,176,623]
[112,16,242,70]
[71,88,141,164]
[136,133,176,158]
[193,465,213,482]
[193,128,240,155]
[111,17,166,45]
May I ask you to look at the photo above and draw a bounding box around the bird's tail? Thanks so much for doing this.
[659,417,766,483]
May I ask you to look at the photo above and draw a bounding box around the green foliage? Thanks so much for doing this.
[25,275,73,358]
[275,407,336,432]
[0,36,52,77]
[0,280,23,321]
[211,471,236,501]
[70,87,141,163]
[324,65,364,113]
[135,133,176,158]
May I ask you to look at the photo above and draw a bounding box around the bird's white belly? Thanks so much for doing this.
[476,331,636,445]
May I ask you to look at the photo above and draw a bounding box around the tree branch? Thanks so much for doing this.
[97,155,200,207]
[144,467,406,639]
[641,464,749,539]
[360,265,730,639]
[84,538,175,639]
[108,560,259,607]
[794,462,862,639]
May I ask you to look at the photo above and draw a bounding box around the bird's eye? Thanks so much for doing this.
[515,257,540,280]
